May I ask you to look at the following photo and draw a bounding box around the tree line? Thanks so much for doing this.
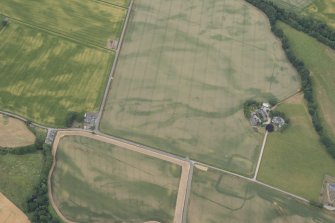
[0,126,60,222]
[245,0,335,159]
[246,0,335,49]
[26,143,60,223]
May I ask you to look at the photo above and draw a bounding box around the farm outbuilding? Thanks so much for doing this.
[272,116,285,129]
[84,112,98,130]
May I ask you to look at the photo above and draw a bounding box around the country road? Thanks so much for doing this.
[95,0,134,128]
[47,130,192,223]
[2,107,312,221]
[0,0,319,222]
[3,105,313,221]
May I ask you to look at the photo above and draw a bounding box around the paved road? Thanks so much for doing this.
[48,130,191,223]
[95,0,134,128]
[1,108,312,222]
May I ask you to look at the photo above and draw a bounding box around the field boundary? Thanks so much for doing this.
[92,0,129,9]
[96,0,134,127]
[4,16,114,52]
[48,130,191,223]
[1,109,315,220]
[0,193,30,223]
[194,161,309,203]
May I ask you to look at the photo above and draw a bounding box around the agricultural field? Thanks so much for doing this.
[0,0,127,47]
[0,114,35,148]
[257,94,335,201]
[268,0,335,28]
[103,0,131,8]
[187,168,335,223]
[278,22,335,140]
[51,135,181,223]
[100,0,300,175]
[0,152,43,209]
[0,193,30,223]
[303,0,335,28]
[0,22,113,127]
[267,0,315,11]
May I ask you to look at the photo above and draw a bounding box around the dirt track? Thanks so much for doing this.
[48,130,191,223]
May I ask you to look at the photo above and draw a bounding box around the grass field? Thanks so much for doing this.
[51,135,181,223]
[257,94,335,200]
[0,114,35,148]
[303,0,335,28]
[100,0,300,175]
[267,0,315,11]
[278,22,335,140]
[187,168,335,223]
[0,0,127,47]
[0,22,113,127]
[0,152,43,209]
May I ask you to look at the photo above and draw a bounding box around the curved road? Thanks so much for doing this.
[48,130,191,223]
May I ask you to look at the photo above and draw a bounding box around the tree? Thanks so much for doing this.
[266,124,274,132]
[2,17,9,27]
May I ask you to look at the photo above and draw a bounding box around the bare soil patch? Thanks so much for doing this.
[0,193,30,223]
[0,114,35,148]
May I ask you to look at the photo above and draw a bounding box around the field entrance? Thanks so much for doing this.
[100,0,299,175]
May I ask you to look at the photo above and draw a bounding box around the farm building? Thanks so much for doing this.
[84,112,98,130]
[249,102,272,126]
[45,129,57,145]
[272,116,285,129]
[250,113,261,126]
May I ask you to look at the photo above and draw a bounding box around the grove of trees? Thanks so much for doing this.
[246,0,335,159]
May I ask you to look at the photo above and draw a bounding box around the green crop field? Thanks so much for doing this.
[278,22,335,140]
[100,0,300,176]
[258,94,335,200]
[0,152,43,210]
[187,168,335,223]
[51,135,181,223]
[0,22,113,127]
[102,0,131,8]
[0,0,127,47]
[303,0,335,28]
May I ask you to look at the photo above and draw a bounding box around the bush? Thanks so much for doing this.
[65,111,84,127]
[243,100,261,118]
[310,200,323,209]
[26,144,60,223]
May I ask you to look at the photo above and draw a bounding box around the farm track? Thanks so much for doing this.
[96,0,134,127]
[92,0,129,9]
[5,16,114,52]
[48,130,192,223]
[0,0,318,221]
[1,108,312,221]
[253,131,269,180]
